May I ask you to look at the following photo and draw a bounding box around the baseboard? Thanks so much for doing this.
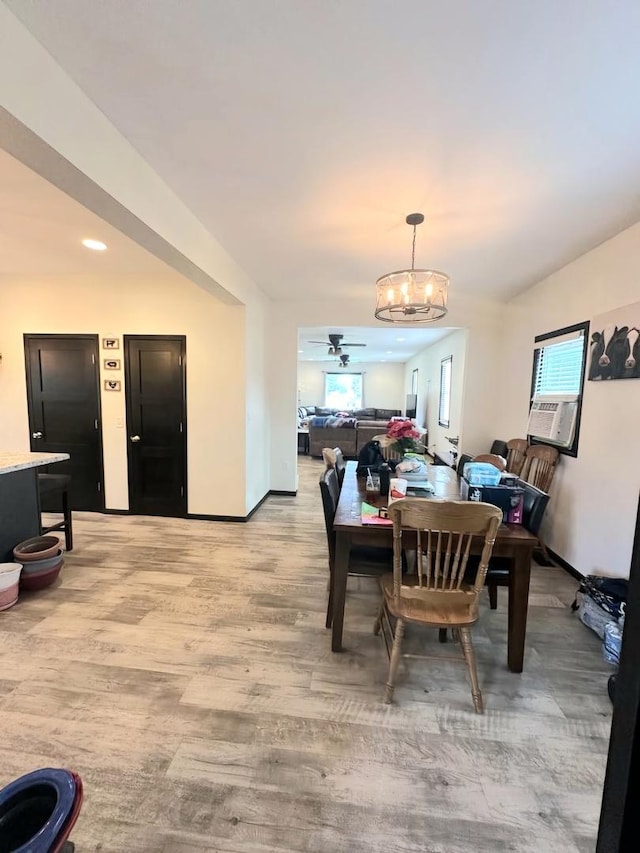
[187,512,247,523]
[547,547,583,581]
[246,491,270,520]
[102,489,294,524]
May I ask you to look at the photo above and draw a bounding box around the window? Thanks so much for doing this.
[529,321,589,457]
[325,372,363,410]
[438,356,452,427]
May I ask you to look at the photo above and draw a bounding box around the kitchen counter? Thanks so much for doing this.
[0,451,70,561]
[0,452,70,475]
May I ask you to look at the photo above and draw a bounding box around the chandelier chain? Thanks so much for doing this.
[411,225,417,271]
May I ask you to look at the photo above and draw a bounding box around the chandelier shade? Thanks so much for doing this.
[374,213,449,323]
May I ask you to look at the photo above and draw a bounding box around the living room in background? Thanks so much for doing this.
[528,321,588,457]
[439,356,452,427]
[325,371,363,410]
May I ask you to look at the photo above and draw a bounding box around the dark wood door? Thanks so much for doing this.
[24,334,104,511]
[124,336,187,517]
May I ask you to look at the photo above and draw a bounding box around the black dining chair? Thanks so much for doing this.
[322,446,346,487]
[319,468,394,629]
[486,480,549,609]
[457,453,473,475]
[489,439,509,458]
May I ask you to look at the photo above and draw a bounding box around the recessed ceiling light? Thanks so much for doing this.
[386,350,393,354]
[396,337,405,342]
[298,350,304,353]
[82,238,107,251]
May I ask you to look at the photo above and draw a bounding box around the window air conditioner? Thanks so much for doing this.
[527,394,578,447]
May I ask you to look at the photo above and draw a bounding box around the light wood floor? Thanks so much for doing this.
[0,456,611,852]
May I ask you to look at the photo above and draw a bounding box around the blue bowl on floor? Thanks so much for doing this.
[21,551,64,575]
[0,767,76,852]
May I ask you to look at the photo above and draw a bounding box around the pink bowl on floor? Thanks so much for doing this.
[0,583,19,610]
[20,563,62,592]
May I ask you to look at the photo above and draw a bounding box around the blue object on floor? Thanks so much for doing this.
[0,767,76,852]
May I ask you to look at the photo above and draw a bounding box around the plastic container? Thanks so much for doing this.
[463,462,502,486]
[0,562,23,590]
[0,563,22,611]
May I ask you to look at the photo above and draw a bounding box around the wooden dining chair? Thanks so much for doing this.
[319,469,394,629]
[506,439,528,477]
[473,453,507,472]
[374,499,502,712]
[520,444,558,493]
[372,435,402,462]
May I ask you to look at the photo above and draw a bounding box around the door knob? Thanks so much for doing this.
[32,431,43,439]
[130,435,141,442]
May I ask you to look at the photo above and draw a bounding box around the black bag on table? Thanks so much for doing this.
[356,440,397,476]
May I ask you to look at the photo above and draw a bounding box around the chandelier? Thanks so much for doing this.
[374,213,449,323]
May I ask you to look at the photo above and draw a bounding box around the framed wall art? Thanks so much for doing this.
[589,301,640,381]
[104,379,121,392]
[102,337,120,350]
[103,358,121,370]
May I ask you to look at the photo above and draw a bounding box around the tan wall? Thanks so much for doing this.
[498,221,640,577]
[0,273,252,517]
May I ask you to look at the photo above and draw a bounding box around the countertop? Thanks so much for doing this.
[0,452,70,475]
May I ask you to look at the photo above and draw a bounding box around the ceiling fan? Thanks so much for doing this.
[307,333,367,356]
[338,354,350,368]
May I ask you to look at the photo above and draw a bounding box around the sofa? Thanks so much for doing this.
[300,406,402,459]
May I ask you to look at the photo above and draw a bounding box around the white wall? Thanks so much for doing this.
[403,329,468,462]
[244,292,270,513]
[498,221,640,578]
[268,295,505,492]
[0,273,256,517]
[297,361,405,411]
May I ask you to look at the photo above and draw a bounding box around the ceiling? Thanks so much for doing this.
[6,1,640,303]
[298,326,453,363]
[0,148,175,277]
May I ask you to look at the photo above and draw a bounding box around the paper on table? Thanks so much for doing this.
[361,501,393,526]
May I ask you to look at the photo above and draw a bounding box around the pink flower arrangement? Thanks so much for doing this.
[385,419,423,456]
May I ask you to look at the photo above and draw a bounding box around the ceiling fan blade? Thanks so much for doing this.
[307,340,331,345]
[341,343,367,347]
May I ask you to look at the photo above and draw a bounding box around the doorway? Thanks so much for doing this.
[24,334,104,511]
[124,335,187,517]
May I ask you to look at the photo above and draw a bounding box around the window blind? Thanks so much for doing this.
[533,333,585,395]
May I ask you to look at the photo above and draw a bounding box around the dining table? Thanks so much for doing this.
[331,460,538,672]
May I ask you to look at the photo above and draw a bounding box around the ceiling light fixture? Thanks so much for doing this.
[82,238,107,251]
[375,213,448,323]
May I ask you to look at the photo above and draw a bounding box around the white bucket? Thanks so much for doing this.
[0,563,23,591]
